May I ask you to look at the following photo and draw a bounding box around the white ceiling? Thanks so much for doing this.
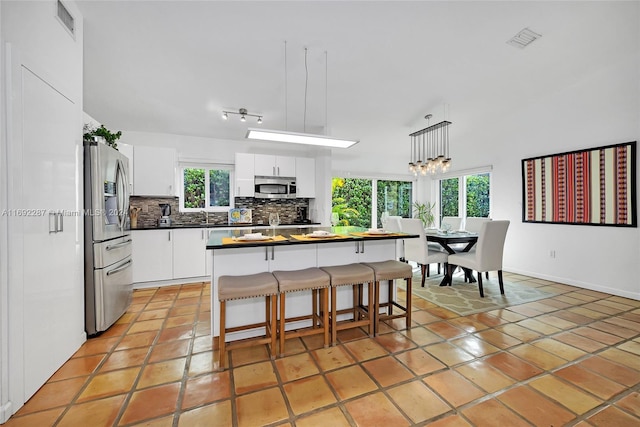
[76,1,638,174]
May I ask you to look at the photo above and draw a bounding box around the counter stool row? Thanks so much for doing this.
[217,261,413,370]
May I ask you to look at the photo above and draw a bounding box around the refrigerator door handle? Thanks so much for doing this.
[49,212,57,233]
[57,212,64,232]
[115,159,130,230]
[106,258,133,276]
[106,239,133,251]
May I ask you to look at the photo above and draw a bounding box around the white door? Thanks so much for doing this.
[12,63,84,401]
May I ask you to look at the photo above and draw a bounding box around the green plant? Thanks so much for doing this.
[83,124,122,150]
[413,201,436,228]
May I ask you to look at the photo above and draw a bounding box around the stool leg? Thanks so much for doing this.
[374,280,380,336]
[219,300,226,371]
[405,277,412,330]
[387,280,393,316]
[312,288,318,329]
[367,281,374,337]
[331,286,337,345]
[354,284,360,321]
[270,295,277,359]
[279,292,286,357]
[322,288,329,348]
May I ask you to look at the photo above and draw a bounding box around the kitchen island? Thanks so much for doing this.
[206,226,417,341]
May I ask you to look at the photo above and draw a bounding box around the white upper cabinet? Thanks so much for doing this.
[133,145,176,196]
[295,157,316,198]
[235,153,255,197]
[254,154,296,177]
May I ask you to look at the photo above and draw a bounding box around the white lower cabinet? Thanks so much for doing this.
[132,230,173,283]
[172,228,207,278]
[132,228,210,284]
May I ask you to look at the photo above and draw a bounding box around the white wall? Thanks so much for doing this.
[447,49,640,299]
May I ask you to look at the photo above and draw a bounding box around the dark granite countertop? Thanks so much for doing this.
[206,226,417,249]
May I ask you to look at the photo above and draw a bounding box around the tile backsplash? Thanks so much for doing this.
[129,196,310,228]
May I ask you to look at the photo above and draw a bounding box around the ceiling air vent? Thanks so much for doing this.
[506,27,541,49]
[57,0,75,36]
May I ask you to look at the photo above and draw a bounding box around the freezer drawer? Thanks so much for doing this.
[93,235,132,269]
[90,256,133,335]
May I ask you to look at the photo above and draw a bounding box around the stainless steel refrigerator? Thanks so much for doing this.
[83,140,133,336]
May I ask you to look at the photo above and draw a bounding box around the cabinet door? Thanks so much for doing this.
[132,230,173,282]
[276,156,296,177]
[254,153,276,176]
[234,153,255,197]
[295,157,316,198]
[133,145,176,196]
[172,228,207,279]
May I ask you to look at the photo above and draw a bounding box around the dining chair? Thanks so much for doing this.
[441,216,462,231]
[447,220,510,297]
[463,217,492,280]
[464,217,492,233]
[400,218,449,287]
[386,216,404,261]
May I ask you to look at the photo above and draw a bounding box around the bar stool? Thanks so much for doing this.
[320,263,376,345]
[272,268,330,356]
[218,272,278,370]
[362,260,413,334]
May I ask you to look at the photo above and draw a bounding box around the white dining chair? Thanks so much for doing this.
[464,217,492,233]
[400,218,449,287]
[447,220,510,297]
[463,217,492,280]
[386,216,404,261]
[441,216,462,231]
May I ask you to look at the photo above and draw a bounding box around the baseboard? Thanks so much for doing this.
[0,401,13,424]
[133,277,210,290]
[506,268,640,301]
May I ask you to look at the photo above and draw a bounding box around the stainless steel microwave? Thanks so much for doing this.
[254,176,297,199]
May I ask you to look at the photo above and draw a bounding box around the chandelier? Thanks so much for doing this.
[408,114,452,175]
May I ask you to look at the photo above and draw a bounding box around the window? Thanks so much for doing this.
[439,172,490,221]
[180,165,233,211]
[332,177,413,228]
[377,180,413,227]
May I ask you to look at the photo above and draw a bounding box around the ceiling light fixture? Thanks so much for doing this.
[221,108,262,124]
[408,114,452,176]
[246,43,358,149]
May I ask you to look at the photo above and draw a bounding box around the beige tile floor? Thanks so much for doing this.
[5,273,640,426]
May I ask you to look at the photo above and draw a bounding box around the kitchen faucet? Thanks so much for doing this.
[202,210,209,224]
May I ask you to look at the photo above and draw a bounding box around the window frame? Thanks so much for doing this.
[179,163,235,212]
[435,166,493,223]
[332,173,416,228]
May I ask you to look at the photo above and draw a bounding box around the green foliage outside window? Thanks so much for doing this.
[209,170,230,206]
[184,169,205,208]
[440,178,459,218]
[466,174,490,217]
[331,177,371,227]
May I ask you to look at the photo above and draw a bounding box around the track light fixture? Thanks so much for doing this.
[221,108,263,124]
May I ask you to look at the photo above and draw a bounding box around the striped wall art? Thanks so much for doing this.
[522,141,636,227]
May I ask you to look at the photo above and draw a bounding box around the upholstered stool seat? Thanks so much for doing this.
[320,263,375,345]
[217,272,279,370]
[362,260,413,334]
[273,268,330,356]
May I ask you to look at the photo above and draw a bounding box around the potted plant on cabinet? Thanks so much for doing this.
[83,124,122,150]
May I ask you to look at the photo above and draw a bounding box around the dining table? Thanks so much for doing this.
[426,231,479,286]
